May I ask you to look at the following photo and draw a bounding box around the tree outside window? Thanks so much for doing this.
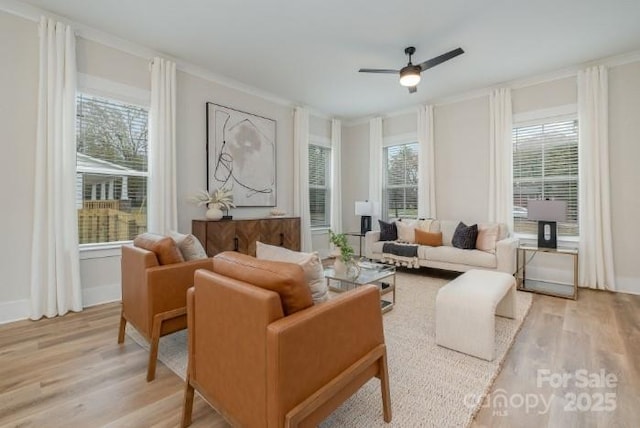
[76,94,149,244]
[383,143,418,220]
[513,119,579,237]
[308,144,331,228]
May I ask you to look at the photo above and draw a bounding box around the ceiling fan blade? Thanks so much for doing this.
[359,68,399,74]
[408,86,417,94]
[419,47,464,71]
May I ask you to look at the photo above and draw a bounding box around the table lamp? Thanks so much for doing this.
[527,199,567,249]
[355,201,376,235]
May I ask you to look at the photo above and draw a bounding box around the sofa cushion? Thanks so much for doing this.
[396,221,415,243]
[134,233,185,265]
[452,222,479,250]
[415,229,443,247]
[415,219,431,232]
[213,251,313,315]
[371,241,385,254]
[256,241,328,304]
[378,220,398,241]
[169,231,208,261]
[439,220,458,246]
[421,246,497,269]
[476,224,500,254]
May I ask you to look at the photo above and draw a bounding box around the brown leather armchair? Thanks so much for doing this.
[181,252,391,427]
[118,238,214,381]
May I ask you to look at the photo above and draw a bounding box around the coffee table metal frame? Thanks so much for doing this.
[323,262,396,313]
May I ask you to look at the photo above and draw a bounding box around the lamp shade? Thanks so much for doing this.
[355,201,373,216]
[399,65,421,87]
[527,200,567,222]
[355,200,381,216]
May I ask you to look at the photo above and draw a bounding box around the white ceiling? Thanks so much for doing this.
[20,0,640,119]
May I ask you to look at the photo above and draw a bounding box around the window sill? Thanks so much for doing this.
[79,241,130,260]
[311,227,331,235]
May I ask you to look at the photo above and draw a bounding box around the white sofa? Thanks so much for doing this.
[364,219,519,275]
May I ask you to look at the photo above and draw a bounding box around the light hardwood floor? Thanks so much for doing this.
[1,287,638,427]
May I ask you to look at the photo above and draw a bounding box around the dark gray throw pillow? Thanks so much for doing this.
[378,220,398,241]
[452,222,478,250]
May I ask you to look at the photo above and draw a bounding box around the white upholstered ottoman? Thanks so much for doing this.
[435,269,516,361]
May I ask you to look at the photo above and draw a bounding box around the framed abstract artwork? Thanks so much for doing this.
[206,102,277,207]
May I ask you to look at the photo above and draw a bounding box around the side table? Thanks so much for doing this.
[343,231,366,257]
[516,245,578,300]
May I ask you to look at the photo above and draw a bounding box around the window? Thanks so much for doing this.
[383,142,418,219]
[76,93,149,244]
[512,119,579,237]
[308,144,331,228]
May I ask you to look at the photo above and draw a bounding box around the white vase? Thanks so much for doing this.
[334,258,347,275]
[206,203,223,220]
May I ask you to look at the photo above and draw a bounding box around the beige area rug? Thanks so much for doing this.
[126,271,532,427]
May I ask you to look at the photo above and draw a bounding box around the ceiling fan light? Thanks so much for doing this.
[399,66,421,87]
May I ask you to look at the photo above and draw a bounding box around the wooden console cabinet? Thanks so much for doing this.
[192,217,301,257]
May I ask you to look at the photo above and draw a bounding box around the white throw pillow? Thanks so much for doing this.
[256,241,329,304]
[169,231,208,261]
[439,220,458,246]
[395,221,415,243]
[476,223,500,253]
[415,219,433,232]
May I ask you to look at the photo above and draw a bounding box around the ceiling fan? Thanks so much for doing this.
[359,46,464,93]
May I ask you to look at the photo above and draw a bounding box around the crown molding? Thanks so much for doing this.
[343,106,418,128]
[345,48,640,126]
[308,107,332,121]
[427,48,640,107]
[0,0,331,112]
[3,0,639,122]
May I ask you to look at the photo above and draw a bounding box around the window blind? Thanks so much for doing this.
[308,144,331,228]
[513,119,579,236]
[76,93,149,244]
[383,143,418,219]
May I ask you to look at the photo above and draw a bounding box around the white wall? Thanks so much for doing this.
[0,11,38,319]
[309,115,331,139]
[608,61,640,294]
[512,76,577,113]
[175,70,295,232]
[434,96,491,223]
[0,10,302,323]
[341,122,370,233]
[383,111,417,137]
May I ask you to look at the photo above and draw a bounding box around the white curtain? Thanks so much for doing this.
[148,57,177,234]
[488,88,514,232]
[369,117,383,227]
[30,17,82,320]
[293,107,312,252]
[330,119,343,233]
[578,66,616,290]
[417,105,436,219]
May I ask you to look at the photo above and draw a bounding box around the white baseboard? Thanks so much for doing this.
[0,284,121,325]
[528,267,640,295]
[0,299,30,325]
[614,276,640,295]
[82,283,121,307]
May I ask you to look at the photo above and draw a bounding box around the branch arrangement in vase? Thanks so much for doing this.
[329,230,355,262]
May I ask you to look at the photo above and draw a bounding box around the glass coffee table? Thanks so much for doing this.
[323,261,396,313]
